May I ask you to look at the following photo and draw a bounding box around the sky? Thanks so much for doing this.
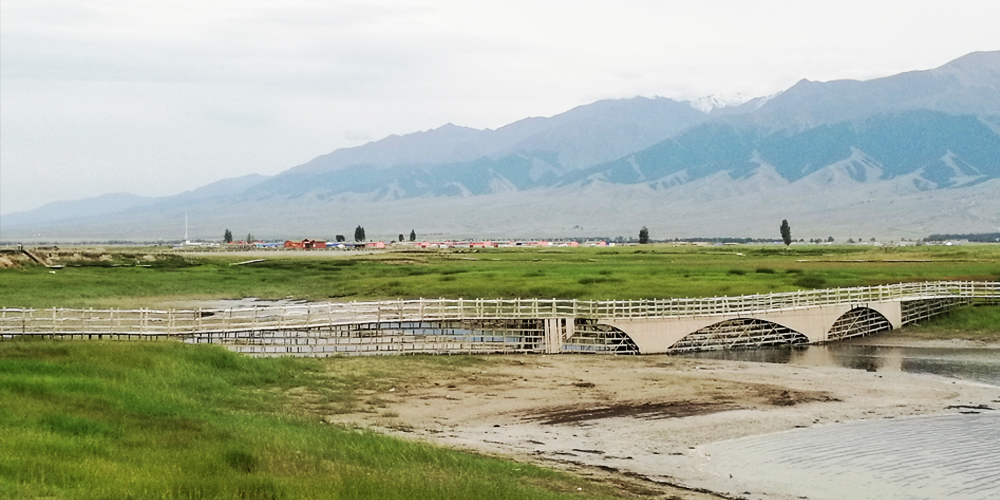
[2,1,998,215]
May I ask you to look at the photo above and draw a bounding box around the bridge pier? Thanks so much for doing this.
[543,318,573,354]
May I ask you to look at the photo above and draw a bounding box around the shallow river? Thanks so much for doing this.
[684,340,1000,386]
[704,412,1000,500]
[686,341,1000,499]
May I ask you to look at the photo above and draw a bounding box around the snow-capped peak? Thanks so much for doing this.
[687,93,754,113]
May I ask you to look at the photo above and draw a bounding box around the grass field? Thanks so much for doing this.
[2,244,999,308]
[0,341,641,500]
[2,245,997,499]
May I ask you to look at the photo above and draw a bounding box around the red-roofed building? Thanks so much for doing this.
[284,239,326,249]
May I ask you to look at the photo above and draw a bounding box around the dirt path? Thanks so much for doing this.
[324,353,999,499]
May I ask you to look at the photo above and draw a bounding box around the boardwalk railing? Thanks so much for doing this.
[2,281,998,338]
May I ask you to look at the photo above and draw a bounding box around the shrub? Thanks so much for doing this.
[578,277,623,285]
[793,276,827,289]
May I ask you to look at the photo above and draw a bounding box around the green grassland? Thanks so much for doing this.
[2,245,997,499]
[2,244,999,308]
[1,341,639,500]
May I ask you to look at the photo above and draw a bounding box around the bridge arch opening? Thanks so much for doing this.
[564,319,640,354]
[826,307,892,342]
[668,318,808,353]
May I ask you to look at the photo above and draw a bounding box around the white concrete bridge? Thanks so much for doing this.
[2,281,997,356]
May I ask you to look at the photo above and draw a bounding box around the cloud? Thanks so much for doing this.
[2,0,999,214]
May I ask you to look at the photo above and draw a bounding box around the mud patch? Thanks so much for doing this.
[749,385,841,407]
[524,401,738,425]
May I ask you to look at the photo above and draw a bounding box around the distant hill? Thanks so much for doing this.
[1,174,269,230]
[732,51,1000,132]
[0,193,158,230]
[280,96,709,177]
[3,52,998,242]
[567,110,1000,190]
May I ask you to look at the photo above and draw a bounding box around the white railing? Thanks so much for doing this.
[2,281,997,337]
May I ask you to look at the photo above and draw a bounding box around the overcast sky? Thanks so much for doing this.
[2,0,998,215]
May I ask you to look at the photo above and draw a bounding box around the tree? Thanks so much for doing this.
[398,234,404,242]
[223,229,233,243]
[779,220,792,248]
[335,235,345,242]
[638,226,650,244]
[354,226,365,242]
[409,229,416,242]
[246,233,254,244]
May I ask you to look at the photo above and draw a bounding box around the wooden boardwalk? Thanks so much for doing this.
[2,281,998,356]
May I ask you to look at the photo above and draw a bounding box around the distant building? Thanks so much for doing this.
[284,239,326,249]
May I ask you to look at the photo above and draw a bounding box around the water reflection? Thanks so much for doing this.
[684,343,1000,386]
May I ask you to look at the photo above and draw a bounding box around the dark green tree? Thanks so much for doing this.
[223,229,233,243]
[638,226,650,244]
[354,226,365,242]
[335,235,345,242]
[246,233,254,244]
[779,220,792,248]
[398,234,404,242]
[409,229,416,242]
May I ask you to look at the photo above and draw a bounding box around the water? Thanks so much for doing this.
[690,341,1000,499]
[684,342,1000,387]
[705,412,1000,500]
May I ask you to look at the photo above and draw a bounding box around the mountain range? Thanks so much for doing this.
[3,51,999,242]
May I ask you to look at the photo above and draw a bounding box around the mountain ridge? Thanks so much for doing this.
[3,51,999,241]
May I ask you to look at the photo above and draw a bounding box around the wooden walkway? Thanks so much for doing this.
[2,281,997,356]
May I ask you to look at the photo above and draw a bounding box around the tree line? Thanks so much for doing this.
[635,220,839,246]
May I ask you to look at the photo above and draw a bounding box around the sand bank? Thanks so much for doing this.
[325,349,999,499]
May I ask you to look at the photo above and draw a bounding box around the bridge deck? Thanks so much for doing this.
[2,281,997,355]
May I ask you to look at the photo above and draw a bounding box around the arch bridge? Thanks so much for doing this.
[2,281,997,356]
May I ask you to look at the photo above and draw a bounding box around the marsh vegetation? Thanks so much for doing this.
[2,244,999,309]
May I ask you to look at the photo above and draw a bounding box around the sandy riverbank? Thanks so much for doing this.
[325,346,1000,499]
